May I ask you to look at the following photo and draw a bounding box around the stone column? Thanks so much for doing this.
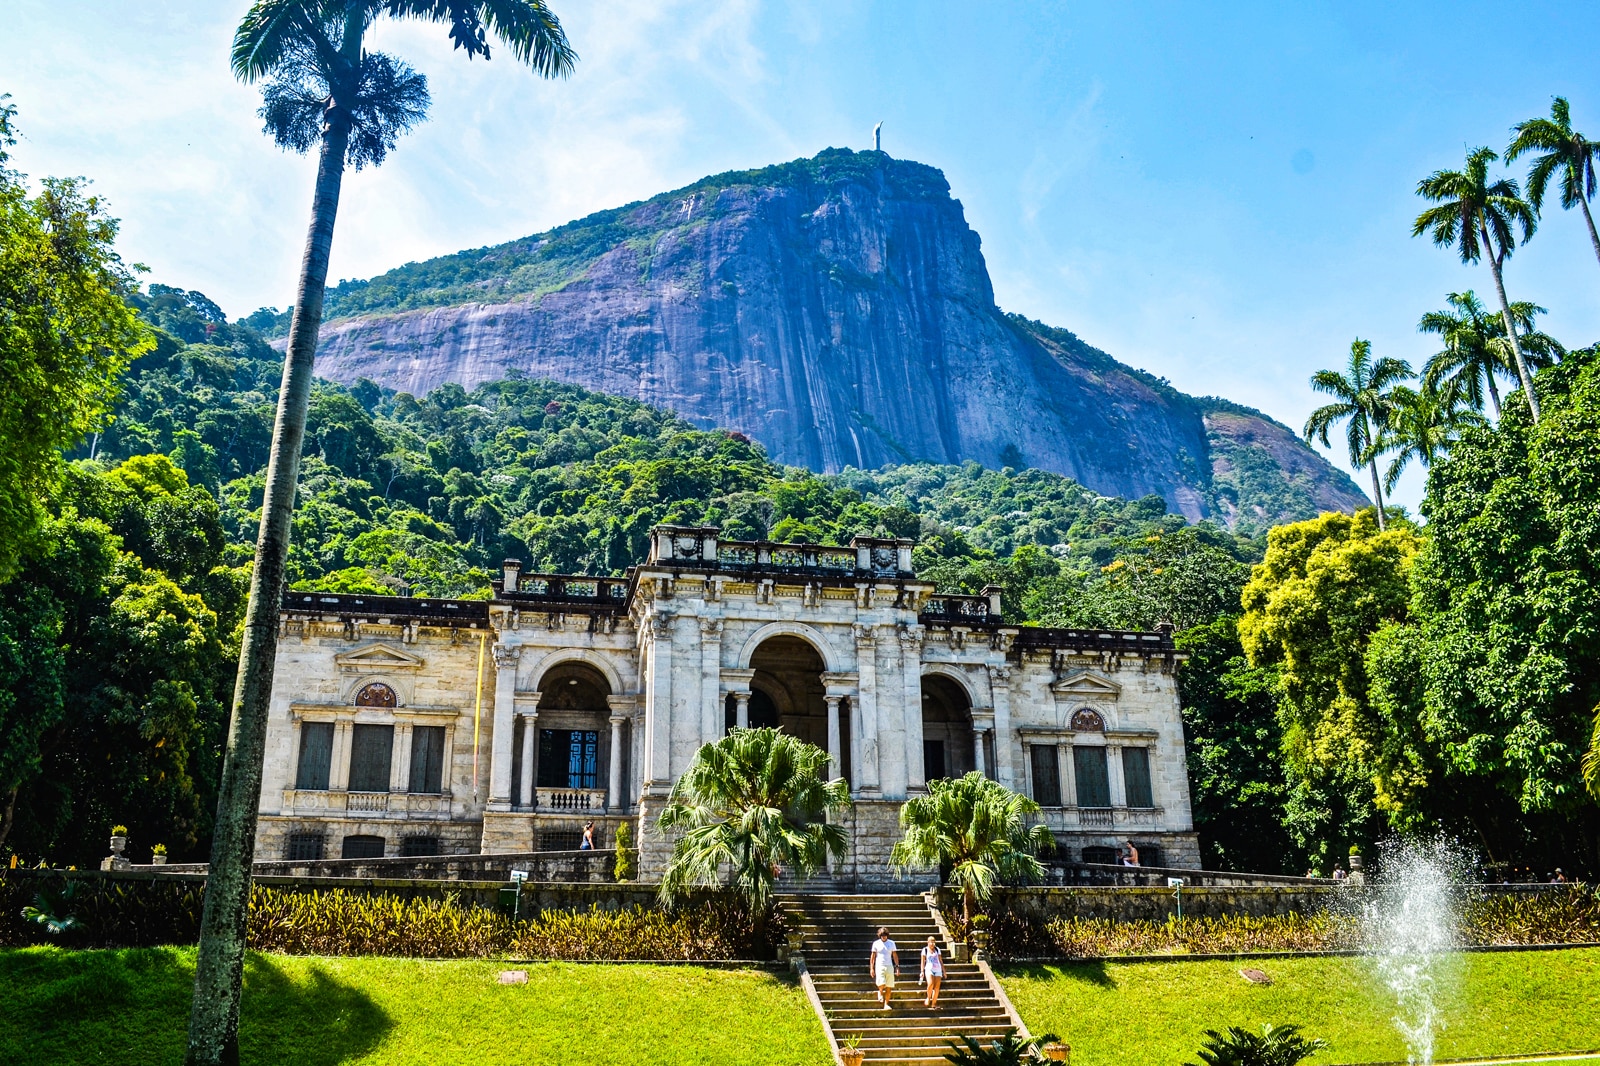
[642,612,675,795]
[824,695,843,781]
[1107,742,1126,808]
[330,720,353,791]
[699,617,723,746]
[972,713,994,778]
[735,693,750,729]
[852,624,880,796]
[488,644,521,809]
[899,625,926,793]
[608,714,627,812]
[519,711,538,808]
[987,663,1017,789]
[390,722,412,794]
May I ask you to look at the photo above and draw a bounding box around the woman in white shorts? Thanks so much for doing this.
[920,935,945,1009]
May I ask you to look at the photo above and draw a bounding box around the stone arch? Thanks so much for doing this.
[919,662,983,707]
[524,648,627,698]
[736,621,842,673]
[345,676,405,707]
[921,671,976,782]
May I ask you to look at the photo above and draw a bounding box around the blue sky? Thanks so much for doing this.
[5,1,1599,511]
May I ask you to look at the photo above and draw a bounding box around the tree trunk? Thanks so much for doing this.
[1483,224,1541,423]
[1580,195,1600,274]
[1367,458,1386,531]
[0,785,17,851]
[1484,366,1502,421]
[183,117,350,1066]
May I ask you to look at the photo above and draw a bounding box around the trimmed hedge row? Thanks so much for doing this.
[2,873,777,959]
[978,885,1600,958]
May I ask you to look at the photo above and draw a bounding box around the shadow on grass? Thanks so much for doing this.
[0,947,392,1066]
[999,960,1115,988]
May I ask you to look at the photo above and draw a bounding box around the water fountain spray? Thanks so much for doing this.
[1361,836,1472,1066]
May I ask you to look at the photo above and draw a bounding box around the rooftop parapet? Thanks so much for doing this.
[645,525,915,578]
[280,591,490,625]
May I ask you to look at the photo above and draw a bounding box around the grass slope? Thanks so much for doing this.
[0,947,831,1066]
[1000,949,1600,1065]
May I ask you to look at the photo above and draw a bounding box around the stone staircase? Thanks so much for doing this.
[780,893,1025,1066]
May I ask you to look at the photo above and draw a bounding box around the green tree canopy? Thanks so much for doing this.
[0,106,153,580]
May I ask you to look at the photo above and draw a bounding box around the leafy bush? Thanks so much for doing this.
[613,821,636,882]
[943,1029,1060,1066]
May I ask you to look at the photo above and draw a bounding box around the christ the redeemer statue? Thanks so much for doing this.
[874,122,883,152]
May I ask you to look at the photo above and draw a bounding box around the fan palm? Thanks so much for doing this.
[1507,96,1600,271]
[186,6,573,1064]
[1303,339,1413,531]
[657,728,852,929]
[1185,1023,1329,1066]
[1376,381,1484,493]
[891,771,1054,924]
[943,1028,1062,1066]
[1413,147,1542,422]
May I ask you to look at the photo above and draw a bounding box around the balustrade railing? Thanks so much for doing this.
[536,788,608,811]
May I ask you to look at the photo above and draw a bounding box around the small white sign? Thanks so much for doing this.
[1167,877,1185,888]
[509,869,529,884]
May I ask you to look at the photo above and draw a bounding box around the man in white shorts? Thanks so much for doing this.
[869,926,899,1009]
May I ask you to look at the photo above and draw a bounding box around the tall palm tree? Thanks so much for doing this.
[657,728,851,931]
[891,772,1054,924]
[186,6,573,1064]
[1420,291,1505,418]
[1303,339,1413,531]
[1419,293,1563,421]
[1376,381,1484,494]
[1507,97,1600,271]
[1413,147,1542,422]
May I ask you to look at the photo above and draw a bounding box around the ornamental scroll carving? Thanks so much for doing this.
[492,644,521,670]
[1070,707,1106,732]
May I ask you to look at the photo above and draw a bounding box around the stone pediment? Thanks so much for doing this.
[1050,670,1121,701]
[335,643,424,673]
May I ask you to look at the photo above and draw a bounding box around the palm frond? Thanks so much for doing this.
[379,0,576,73]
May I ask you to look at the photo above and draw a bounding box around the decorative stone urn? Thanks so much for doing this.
[838,1046,864,1066]
[1044,1041,1071,1062]
[101,834,131,872]
[969,929,990,957]
[150,854,167,867]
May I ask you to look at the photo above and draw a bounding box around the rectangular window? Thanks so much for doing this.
[409,726,446,794]
[286,833,325,861]
[923,739,947,782]
[400,835,442,857]
[538,729,598,789]
[341,834,385,859]
[348,724,394,792]
[1030,745,1062,807]
[1123,747,1155,808]
[295,722,334,790]
[1073,746,1111,808]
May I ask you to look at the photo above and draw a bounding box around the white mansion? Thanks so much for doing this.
[257,526,1200,879]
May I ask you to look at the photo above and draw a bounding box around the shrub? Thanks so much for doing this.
[1185,1023,1327,1066]
[614,822,636,882]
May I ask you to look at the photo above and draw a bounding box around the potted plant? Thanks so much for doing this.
[1043,1041,1071,1062]
[839,1033,865,1066]
[151,843,168,866]
[969,913,991,956]
[109,825,128,854]
[1347,844,1363,871]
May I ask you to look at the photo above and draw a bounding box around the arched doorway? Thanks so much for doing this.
[525,662,612,797]
[922,675,975,783]
[745,635,849,779]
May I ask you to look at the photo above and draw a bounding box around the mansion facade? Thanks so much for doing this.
[256,526,1201,879]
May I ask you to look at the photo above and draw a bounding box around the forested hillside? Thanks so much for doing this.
[90,285,1263,625]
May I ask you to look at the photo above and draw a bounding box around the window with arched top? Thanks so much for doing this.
[355,682,397,708]
[1070,707,1106,732]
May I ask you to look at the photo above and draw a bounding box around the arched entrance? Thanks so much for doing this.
[741,635,850,781]
[524,662,612,797]
[921,674,975,783]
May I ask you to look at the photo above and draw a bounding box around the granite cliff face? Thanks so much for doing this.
[304,149,1365,527]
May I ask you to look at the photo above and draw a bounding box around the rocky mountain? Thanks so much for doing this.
[289,149,1366,530]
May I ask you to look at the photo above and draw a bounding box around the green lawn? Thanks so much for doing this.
[999,948,1600,1065]
[0,947,832,1066]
